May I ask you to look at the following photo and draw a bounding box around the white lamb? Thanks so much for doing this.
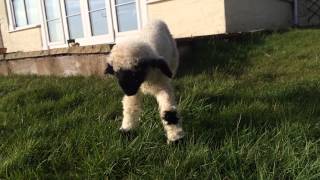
[104,20,184,143]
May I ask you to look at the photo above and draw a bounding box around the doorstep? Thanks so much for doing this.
[0,44,111,61]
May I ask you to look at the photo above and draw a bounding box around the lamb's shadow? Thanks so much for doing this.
[176,32,268,78]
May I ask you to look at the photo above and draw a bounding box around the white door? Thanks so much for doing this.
[42,0,115,48]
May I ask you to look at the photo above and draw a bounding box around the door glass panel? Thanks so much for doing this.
[88,0,105,10]
[47,20,64,42]
[65,0,83,39]
[12,0,27,27]
[116,3,137,32]
[65,0,81,16]
[44,0,60,20]
[115,0,134,5]
[45,0,64,42]
[88,0,107,36]
[90,10,108,36]
[67,15,84,39]
[25,0,40,24]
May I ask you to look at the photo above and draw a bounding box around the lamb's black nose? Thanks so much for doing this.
[118,81,139,96]
[124,90,137,96]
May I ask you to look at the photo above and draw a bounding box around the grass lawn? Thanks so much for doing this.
[1,29,320,179]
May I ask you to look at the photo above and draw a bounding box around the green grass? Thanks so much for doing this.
[1,29,320,179]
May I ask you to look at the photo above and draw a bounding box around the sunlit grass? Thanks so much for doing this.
[1,29,320,179]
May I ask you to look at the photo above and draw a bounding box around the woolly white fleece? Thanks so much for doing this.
[108,20,184,143]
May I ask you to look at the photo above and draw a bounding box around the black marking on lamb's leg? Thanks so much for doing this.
[163,111,179,125]
[170,138,185,145]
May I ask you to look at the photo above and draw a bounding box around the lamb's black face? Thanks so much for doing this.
[104,58,173,96]
[115,69,146,96]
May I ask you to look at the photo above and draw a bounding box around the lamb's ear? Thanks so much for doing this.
[155,59,173,78]
[104,63,115,75]
[139,58,173,78]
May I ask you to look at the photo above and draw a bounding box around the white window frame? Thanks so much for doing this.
[40,0,148,49]
[41,0,65,47]
[146,0,162,4]
[6,0,148,49]
[81,0,115,45]
[5,0,41,32]
[73,0,115,46]
[111,0,142,39]
[63,0,84,39]
[42,0,122,49]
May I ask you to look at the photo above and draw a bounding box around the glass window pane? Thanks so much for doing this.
[65,0,81,16]
[25,0,40,24]
[47,20,64,42]
[115,0,135,5]
[44,0,61,20]
[90,9,108,36]
[67,15,84,39]
[88,0,105,11]
[12,0,27,27]
[116,3,137,32]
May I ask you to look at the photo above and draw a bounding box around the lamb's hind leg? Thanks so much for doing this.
[156,85,184,143]
[120,94,142,132]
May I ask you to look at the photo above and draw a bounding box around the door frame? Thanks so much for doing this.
[40,0,148,50]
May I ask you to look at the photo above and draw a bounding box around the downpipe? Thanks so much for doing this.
[294,0,299,26]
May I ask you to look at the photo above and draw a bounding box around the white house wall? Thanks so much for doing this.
[147,0,227,38]
[0,1,43,53]
[0,0,294,53]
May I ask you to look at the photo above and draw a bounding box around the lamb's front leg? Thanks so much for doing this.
[120,94,142,132]
[156,85,184,143]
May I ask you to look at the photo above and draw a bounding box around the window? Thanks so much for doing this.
[42,0,143,47]
[10,0,40,28]
[6,0,145,47]
[88,0,108,36]
[65,0,84,39]
[5,0,146,50]
[44,0,64,42]
[115,0,138,32]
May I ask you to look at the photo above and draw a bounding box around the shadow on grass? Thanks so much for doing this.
[173,33,270,145]
[177,32,268,78]
[173,32,320,146]
[181,83,320,147]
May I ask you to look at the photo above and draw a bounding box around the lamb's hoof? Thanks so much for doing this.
[167,132,185,145]
[167,137,185,145]
[119,128,137,139]
[119,127,130,133]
